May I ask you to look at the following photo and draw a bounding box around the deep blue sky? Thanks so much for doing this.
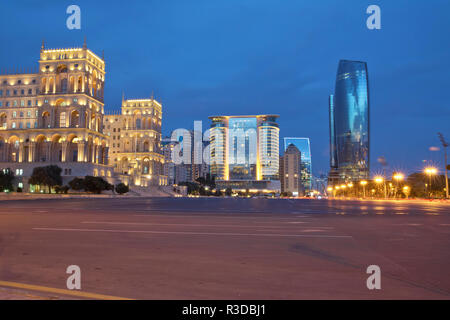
[1,0,449,177]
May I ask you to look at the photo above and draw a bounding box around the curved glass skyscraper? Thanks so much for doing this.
[329,60,370,183]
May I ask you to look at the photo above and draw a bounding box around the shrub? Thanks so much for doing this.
[16,187,23,193]
[68,177,85,191]
[28,165,62,193]
[115,183,129,195]
[0,169,15,192]
[84,176,113,194]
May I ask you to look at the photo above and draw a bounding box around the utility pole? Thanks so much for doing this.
[438,133,449,199]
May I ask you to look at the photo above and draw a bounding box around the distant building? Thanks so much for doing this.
[104,97,166,187]
[209,115,280,192]
[162,130,209,185]
[329,60,370,184]
[284,137,312,193]
[280,143,302,196]
[161,137,176,185]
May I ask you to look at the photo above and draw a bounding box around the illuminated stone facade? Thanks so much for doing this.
[0,42,114,191]
[104,98,166,187]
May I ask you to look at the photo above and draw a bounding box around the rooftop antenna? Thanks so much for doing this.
[41,39,45,51]
[83,36,87,49]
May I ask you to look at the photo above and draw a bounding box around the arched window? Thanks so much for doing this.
[71,111,80,128]
[59,112,66,128]
[0,114,6,129]
[143,158,150,174]
[136,118,141,129]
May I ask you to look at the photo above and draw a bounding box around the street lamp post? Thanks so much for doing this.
[393,173,404,199]
[438,133,449,199]
[424,167,437,199]
[374,176,386,198]
[360,180,368,198]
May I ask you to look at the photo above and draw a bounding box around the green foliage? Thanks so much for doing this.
[68,177,85,191]
[115,183,129,195]
[0,169,14,192]
[195,173,216,189]
[16,187,23,193]
[407,172,448,198]
[28,165,62,193]
[54,185,69,194]
[83,176,113,194]
[178,181,200,194]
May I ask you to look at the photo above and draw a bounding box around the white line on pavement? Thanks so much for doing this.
[80,221,329,229]
[33,227,352,238]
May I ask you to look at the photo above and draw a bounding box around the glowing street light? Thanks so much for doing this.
[360,180,368,198]
[403,185,411,199]
[374,176,387,198]
[424,167,437,198]
[392,173,404,199]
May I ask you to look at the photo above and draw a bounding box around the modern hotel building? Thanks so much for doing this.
[209,115,280,192]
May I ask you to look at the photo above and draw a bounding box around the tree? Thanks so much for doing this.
[68,177,85,191]
[83,176,113,194]
[54,185,69,194]
[225,187,233,196]
[115,183,129,195]
[0,169,15,192]
[28,165,62,193]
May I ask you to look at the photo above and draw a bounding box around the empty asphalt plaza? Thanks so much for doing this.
[0,197,449,299]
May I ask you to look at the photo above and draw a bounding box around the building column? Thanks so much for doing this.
[45,141,51,162]
[28,142,35,162]
[18,142,24,163]
[92,145,97,163]
[61,141,69,162]
[77,142,86,162]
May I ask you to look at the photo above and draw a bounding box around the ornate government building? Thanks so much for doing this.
[0,42,166,191]
[104,97,166,187]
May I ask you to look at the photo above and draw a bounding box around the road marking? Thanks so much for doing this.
[81,221,328,229]
[33,227,352,238]
[0,280,132,300]
[133,214,314,221]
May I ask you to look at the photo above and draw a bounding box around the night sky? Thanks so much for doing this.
[1,0,449,177]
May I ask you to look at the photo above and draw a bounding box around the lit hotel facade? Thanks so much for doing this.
[209,115,280,192]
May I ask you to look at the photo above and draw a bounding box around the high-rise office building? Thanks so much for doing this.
[284,137,312,192]
[209,115,280,192]
[329,60,370,183]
